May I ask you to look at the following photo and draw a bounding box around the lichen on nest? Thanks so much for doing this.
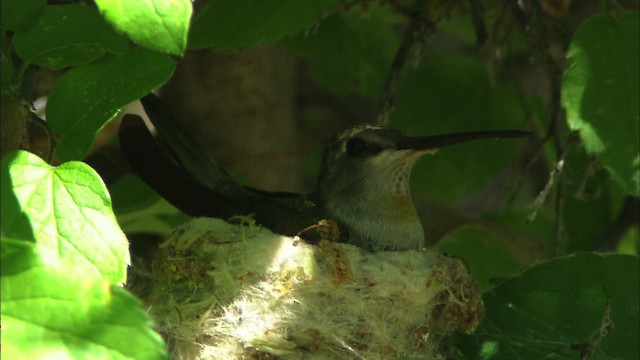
[131,217,483,359]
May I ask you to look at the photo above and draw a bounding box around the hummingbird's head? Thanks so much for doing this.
[318,125,426,203]
[317,124,529,251]
[317,125,439,251]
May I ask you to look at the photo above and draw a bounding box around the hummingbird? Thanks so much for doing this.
[121,94,528,251]
[316,125,528,251]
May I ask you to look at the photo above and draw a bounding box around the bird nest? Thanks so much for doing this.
[131,217,483,359]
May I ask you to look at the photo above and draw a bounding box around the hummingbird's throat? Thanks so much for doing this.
[340,171,424,250]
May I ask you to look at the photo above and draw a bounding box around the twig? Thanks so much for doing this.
[311,0,412,35]
[312,0,437,126]
[508,107,559,206]
[574,158,602,200]
[548,62,568,255]
[525,121,574,228]
[570,300,614,359]
[526,147,567,224]
[376,1,433,126]
[553,167,566,256]
[504,68,539,206]
[307,0,377,36]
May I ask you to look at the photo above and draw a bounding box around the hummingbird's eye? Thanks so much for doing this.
[346,138,369,158]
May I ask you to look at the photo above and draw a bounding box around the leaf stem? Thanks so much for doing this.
[29,112,57,164]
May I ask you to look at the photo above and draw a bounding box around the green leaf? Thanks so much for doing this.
[117,199,188,235]
[562,152,616,252]
[562,11,640,196]
[47,49,176,160]
[95,0,192,55]
[456,253,639,359]
[0,0,45,31]
[437,225,521,291]
[1,150,129,284]
[439,7,528,53]
[390,54,528,203]
[482,209,557,258]
[189,0,340,50]
[1,151,166,357]
[110,173,162,214]
[1,237,39,277]
[110,174,188,234]
[1,256,167,359]
[617,225,638,255]
[12,4,129,70]
[285,4,401,98]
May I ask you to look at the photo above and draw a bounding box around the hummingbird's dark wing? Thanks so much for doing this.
[137,94,244,196]
[118,93,325,237]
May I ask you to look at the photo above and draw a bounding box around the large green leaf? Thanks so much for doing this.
[390,54,528,203]
[46,49,176,161]
[562,11,640,196]
[456,253,639,359]
[1,150,129,284]
[1,150,167,358]
[12,4,129,70]
[285,4,401,99]
[1,249,167,359]
[0,0,45,31]
[188,0,340,50]
[95,0,192,55]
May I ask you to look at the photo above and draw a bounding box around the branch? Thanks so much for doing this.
[526,146,567,224]
[376,1,434,126]
[509,1,573,255]
[468,0,487,47]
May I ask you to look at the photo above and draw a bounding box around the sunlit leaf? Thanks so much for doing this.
[0,150,129,284]
[562,11,640,196]
[1,253,167,359]
[95,0,192,55]
[47,49,175,160]
[1,151,167,358]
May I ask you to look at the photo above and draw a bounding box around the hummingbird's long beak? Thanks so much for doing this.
[394,130,530,151]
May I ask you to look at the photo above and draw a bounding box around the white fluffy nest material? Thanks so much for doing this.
[140,217,483,359]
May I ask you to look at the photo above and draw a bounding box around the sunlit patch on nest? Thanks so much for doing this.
[132,217,484,359]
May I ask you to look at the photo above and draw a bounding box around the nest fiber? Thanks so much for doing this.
[136,217,483,359]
